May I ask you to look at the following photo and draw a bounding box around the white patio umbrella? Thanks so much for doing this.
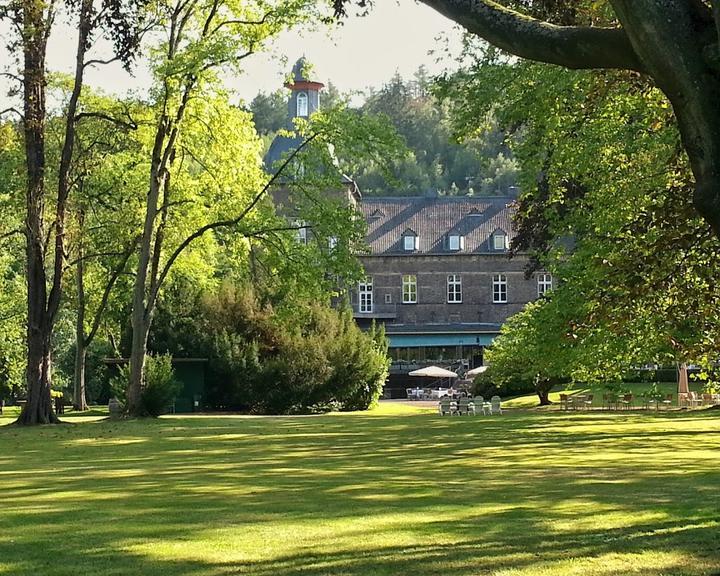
[409,366,458,378]
[465,366,489,378]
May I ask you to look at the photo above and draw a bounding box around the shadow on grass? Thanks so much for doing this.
[0,410,718,575]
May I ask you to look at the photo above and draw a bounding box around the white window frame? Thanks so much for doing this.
[493,232,507,251]
[493,274,507,304]
[448,235,464,251]
[447,274,462,303]
[358,279,373,313]
[297,92,308,117]
[537,273,553,297]
[402,275,417,304]
[295,220,307,245]
[403,234,418,251]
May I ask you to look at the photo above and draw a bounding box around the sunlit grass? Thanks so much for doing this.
[0,403,718,575]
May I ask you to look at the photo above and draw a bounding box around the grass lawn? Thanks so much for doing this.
[1,403,719,575]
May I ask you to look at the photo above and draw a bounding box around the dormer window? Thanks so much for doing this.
[492,231,508,251]
[448,234,464,251]
[297,92,308,117]
[403,233,419,251]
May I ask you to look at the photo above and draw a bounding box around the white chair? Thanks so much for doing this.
[474,395,490,415]
[458,397,475,415]
[438,397,455,416]
[406,388,415,400]
[490,395,502,415]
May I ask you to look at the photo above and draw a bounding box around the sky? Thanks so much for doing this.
[0,0,464,107]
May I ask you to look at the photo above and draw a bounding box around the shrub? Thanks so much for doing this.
[141,354,182,416]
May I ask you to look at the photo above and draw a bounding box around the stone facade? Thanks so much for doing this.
[264,59,547,396]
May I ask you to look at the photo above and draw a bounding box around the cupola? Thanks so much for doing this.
[285,57,324,119]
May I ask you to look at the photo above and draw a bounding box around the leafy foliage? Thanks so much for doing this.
[151,281,390,414]
[441,42,720,391]
[250,68,519,196]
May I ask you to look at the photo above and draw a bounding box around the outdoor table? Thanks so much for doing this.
[431,388,449,399]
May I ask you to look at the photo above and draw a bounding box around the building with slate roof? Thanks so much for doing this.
[266,59,552,397]
[352,194,552,396]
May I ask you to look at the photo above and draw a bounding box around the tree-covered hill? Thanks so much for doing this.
[249,67,519,197]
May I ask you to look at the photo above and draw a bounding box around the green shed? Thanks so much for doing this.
[104,357,207,414]
[171,358,207,413]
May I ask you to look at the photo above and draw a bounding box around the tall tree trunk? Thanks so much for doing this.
[73,231,88,411]
[17,0,58,425]
[127,130,166,414]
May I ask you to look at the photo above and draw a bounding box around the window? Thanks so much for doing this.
[493,274,507,303]
[403,234,419,251]
[294,220,307,245]
[537,273,553,297]
[448,235,464,251]
[492,232,508,251]
[447,274,462,303]
[402,275,417,304]
[297,92,308,117]
[328,236,338,250]
[384,293,392,304]
[358,279,373,313]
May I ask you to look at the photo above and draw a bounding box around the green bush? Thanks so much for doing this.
[107,355,181,416]
[147,281,390,414]
[141,354,182,417]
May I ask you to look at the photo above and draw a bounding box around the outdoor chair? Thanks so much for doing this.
[603,393,617,410]
[620,393,633,410]
[457,397,475,415]
[661,394,673,410]
[406,388,415,400]
[490,395,502,415]
[559,393,569,411]
[466,397,476,415]
[474,396,490,415]
[583,394,594,410]
[438,397,456,416]
[702,393,714,406]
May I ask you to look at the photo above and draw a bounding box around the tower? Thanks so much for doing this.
[284,57,324,122]
[264,57,324,171]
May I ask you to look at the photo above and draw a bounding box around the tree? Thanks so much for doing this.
[438,44,720,392]
[403,0,720,236]
[2,0,147,424]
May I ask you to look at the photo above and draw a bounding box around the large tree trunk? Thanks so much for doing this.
[73,243,88,411]
[609,1,720,234]
[127,139,165,414]
[535,377,552,406]
[17,0,59,426]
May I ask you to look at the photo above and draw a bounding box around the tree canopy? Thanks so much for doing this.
[365,0,720,236]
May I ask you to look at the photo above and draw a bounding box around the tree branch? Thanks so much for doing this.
[148,132,320,310]
[0,107,24,120]
[210,9,274,34]
[74,111,138,130]
[419,0,645,72]
[83,239,138,347]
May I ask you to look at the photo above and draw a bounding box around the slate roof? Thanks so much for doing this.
[264,134,303,173]
[361,195,518,255]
